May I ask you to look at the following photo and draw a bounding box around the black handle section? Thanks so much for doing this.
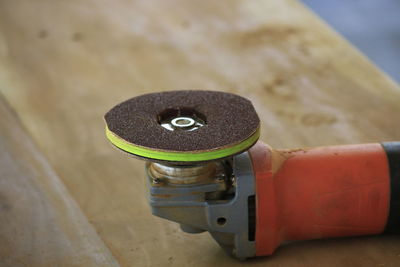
[382,142,400,234]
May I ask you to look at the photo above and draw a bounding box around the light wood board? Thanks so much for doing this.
[0,96,118,266]
[0,0,400,266]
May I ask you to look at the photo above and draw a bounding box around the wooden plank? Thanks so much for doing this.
[0,96,119,266]
[0,0,400,266]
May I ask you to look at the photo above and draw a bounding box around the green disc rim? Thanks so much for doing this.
[105,126,260,162]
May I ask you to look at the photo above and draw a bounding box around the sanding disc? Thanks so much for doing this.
[104,90,260,163]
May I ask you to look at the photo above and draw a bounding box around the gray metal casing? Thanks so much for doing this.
[146,152,256,259]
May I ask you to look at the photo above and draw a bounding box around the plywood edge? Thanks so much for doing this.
[0,93,119,266]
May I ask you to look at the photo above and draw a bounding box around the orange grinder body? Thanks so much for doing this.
[249,141,400,256]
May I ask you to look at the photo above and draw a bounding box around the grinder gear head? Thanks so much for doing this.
[104,90,260,259]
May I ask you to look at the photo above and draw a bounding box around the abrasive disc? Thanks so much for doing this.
[104,90,260,163]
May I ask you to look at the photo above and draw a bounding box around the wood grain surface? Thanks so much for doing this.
[0,97,118,266]
[0,0,399,266]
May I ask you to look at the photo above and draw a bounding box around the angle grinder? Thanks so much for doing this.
[104,90,400,260]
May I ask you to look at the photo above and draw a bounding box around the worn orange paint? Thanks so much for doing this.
[249,141,390,256]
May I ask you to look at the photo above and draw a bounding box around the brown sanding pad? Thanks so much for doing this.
[105,90,260,162]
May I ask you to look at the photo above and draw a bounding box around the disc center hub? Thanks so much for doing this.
[158,108,206,132]
[171,117,195,128]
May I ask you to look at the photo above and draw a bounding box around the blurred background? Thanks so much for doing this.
[1,1,400,266]
[303,0,400,83]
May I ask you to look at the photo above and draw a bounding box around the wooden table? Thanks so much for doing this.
[1,0,399,266]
